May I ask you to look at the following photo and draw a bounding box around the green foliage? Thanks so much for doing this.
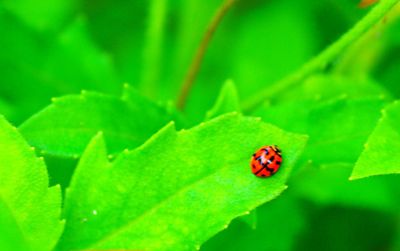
[0,198,29,251]
[205,80,240,120]
[19,91,172,158]
[2,0,76,31]
[58,113,307,250]
[0,9,118,124]
[351,101,400,179]
[291,163,400,212]
[253,75,389,165]
[0,116,63,251]
[1,0,400,250]
[202,193,306,251]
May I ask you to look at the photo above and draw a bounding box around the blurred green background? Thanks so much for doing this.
[1,0,400,250]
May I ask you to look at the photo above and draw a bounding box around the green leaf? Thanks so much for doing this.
[205,80,241,121]
[2,0,76,31]
[0,197,29,251]
[42,18,119,94]
[0,98,14,122]
[253,76,389,165]
[295,205,397,251]
[242,0,400,111]
[351,100,400,179]
[232,0,316,100]
[278,74,391,102]
[291,163,400,212]
[58,113,307,251]
[0,11,118,123]
[0,116,63,251]
[256,96,387,164]
[201,193,306,251]
[303,96,387,164]
[20,91,172,158]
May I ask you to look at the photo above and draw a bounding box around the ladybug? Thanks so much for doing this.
[250,145,282,178]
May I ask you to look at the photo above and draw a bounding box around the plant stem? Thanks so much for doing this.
[176,0,236,110]
[141,0,167,98]
[241,0,400,112]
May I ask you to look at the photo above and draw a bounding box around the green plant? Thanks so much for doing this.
[1,0,400,250]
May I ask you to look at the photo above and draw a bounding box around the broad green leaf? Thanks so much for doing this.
[291,163,400,212]
[205,80,240,121]
[303,96,387,163]
[257,96,387,164]
[254,92,388,164]
[0,116,63,251]
[351,100,400,179]
[205,80,254,228]
[20,91,172,158]
[0,197,29,251]
[253,74,390,133]
[58,113,307,251]
[2,0,76,31]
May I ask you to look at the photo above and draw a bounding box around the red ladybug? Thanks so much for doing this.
[250,145,282,177]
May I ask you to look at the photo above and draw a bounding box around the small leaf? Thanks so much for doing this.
[205,80,241,120]
[0,116,63,251]
[19,91,172,158]
[351,100,400,179]
[58,113,307,251]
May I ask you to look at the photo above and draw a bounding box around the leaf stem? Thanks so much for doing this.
[241,0,400,112]
[176,0,236,110]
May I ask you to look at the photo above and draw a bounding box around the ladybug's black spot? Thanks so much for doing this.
[276,161,281,165]
[254,167,265,175]
[252,164,256,169]
[265,166,275,173]
[269,155,275,162]
[261,174,266,177]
